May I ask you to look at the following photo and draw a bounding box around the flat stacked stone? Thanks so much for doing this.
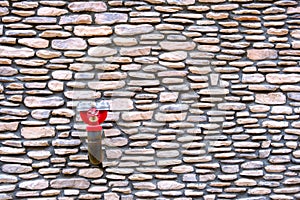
[0,0,299,199]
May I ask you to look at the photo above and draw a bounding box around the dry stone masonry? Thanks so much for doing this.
[0,0,300,199]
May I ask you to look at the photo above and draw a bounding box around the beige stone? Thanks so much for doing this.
[291,30,300,39]
[121,111,154,121]
[19,180,48,190]
[266,74,300,84]
[18,38,49,48]
[158,181,185,190]
[155,112,187,122]
[40,30,71,38]
[24,96,64,108]
[255,92,286,105]
[0,147,25,155]
[74,26,112,37]
[88,46,117,57]
[159,51,187,61]
[50,178,90,189]
[242,73,265,83]
[0,46,34,58]
[37,7,67,16]
[48,80,64,92]
[104,137,128,147]
[88,81,125,90]
[79,168,103,178]
[247,49,278,60]
[160,41,196,51]
[113,37,137,46]
[0,175,18,183]
[262,120,289,128]
[120,47,151,56]
[21,127,55,139]
[0,122,19,132]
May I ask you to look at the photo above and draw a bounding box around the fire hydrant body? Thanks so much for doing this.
[77,101,109,165]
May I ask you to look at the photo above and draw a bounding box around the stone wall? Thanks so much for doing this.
[0,0,300,199]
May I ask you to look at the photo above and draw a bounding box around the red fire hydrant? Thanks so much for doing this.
[77,101,109,166]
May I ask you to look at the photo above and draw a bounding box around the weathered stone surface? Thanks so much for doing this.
[266,74,300,84]
[21,127,55,139]
[0,175,18,183]
[74,26,112,36]
[115,24,154,36]
[122,111,154,121]
[0,122,19,132]
[79,168,103,178]
[120,47,151,56]
[19,180,48,190]
[158,181,185,190]
[288,93,300,101]
[68,2,107,12]
[88,47,117,57]
[242,74,265,83]
[0,46,34,58]
[255,93,286,105]
[160,41,196,51]
[59,14,92,25]
[291,30,300,39]
[0,147,25,155]
[95,13,128,24]
[2,164,32,174]
[0,67,18,76]
[52,38,87,50]
[88,81,125,90]
[24,96,64,108]
[0,1,299,199]
[18,38,49,48]
[50,178,90,189]
[247,49,278,60]
[218,103,246,111]
[37,7,68,16]
[159,51,187,61]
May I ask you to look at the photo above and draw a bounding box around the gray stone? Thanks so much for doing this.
[2,164,32,174]
[52,38,87,50]
[115,24,154,36]
[95,13,128,24]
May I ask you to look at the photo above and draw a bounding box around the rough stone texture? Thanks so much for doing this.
[50,178,90,189]
[0,46,35,58]
[0,1,299,199]
[24,96,64,108]
[52,38,87,50]
[21,127,55,139]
